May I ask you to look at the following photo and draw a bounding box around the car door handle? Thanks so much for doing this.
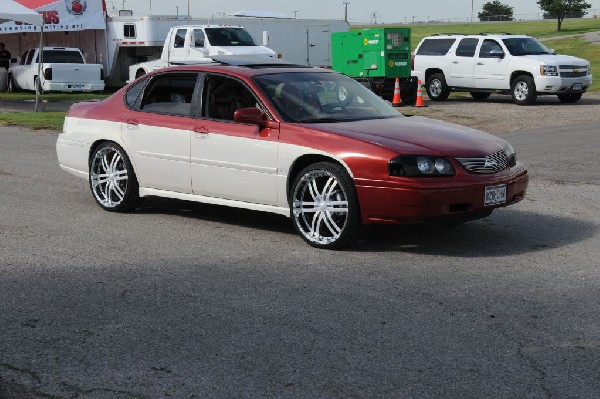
[452,61,459,64]
[193,127,210,138]
[476,62,485,65]
[126,119,139,129]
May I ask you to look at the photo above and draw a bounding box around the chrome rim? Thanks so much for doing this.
[292,170,349,245]
[514,81,529,101]
[90,146,128,208]
[429,79,442,97]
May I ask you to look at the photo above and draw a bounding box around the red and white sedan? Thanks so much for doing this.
[56,60,528,248]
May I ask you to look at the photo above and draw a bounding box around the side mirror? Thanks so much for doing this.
[549,48,556,55]
[234,107,267,127]
[489,49,505,59]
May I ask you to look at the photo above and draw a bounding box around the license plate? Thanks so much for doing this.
[484,184,507,206]
[70,84,84,89]
[573,83,583,91]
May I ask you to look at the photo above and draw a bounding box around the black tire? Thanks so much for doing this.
[400,88,417,106]
[7,75,18,92]
[511,75,537,105]
[290,162,362,249]
[425,73,450,101]
[557,93,582,104]
[89,142,141,212]
[34,77,44,95]
[470,92,491,100]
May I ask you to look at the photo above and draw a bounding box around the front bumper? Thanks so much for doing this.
[43,82,105,92]
[356,165,529,224]
[535,75,592,94]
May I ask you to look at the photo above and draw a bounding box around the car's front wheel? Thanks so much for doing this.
[557,93,582,104]
[7,75,18,93]
[426,73,450,101]
[511,75,537,105]
[89,142,140,212]
[290,162,362,249]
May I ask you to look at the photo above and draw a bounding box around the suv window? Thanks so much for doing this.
[416,39,456,56]
[455,38,479,57]
[140,73,198,116]
[479,39,503,58]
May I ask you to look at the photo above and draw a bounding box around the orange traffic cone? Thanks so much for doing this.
[414,79,427,107]
[392,78,402,107]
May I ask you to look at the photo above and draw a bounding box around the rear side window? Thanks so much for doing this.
[140,73,198,116]
[125,77,148,108]
[455,38,479,57]
[416,39,456,56]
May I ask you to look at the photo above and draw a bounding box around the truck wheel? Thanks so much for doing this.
[34,77,44,95]
[557,93,582,104]
[470,92,491,100]
[135,69,146,79]
[7,75,18,93]
[426,73,450,101]
[511,75,537,105]
[400,89,417,106]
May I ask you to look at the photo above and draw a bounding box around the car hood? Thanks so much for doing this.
[308,116,506,157]
[207,45,276,57]
[521,54,588,65]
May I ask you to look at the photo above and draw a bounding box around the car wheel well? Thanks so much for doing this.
[287,155,347,202]
[425,68,444,83]
[510,71,533,85]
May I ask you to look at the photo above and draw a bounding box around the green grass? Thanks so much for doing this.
[0,111,65,130]
[0,91,112,102]
[544,35,600,91]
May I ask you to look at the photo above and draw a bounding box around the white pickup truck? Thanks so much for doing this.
[7,46,104,93]
[412,34,592,105]
[128,25,278,82]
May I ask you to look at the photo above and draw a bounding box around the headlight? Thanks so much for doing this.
[541,65,558,76]
[503,143,516,167]
[389,155,456,177]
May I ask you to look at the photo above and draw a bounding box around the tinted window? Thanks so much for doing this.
[205,28,256,46]
[20,50,29,65]
[455,38,479,57]
[253,72,400,123]
[26,50,35,65]
[140,73,198,116]
[125,77,148,108]
[38,50,84,63]
[124,24,136,38]
[192,29,205,47]
[503,37,551,56]
[203,75,258,121]
[416,39,456,56]
[479,40,503,58]
[174,29,186,48]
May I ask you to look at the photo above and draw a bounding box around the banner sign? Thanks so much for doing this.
[0,0,106,33]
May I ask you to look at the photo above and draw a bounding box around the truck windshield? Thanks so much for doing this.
[502,38,552,56]
[253,72,401,123]
[39,50,84,63]
[205,28,256,46]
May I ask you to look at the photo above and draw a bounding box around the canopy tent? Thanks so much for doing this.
[0,0,43,25]
[0,0,44,110]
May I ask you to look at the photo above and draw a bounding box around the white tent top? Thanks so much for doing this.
[0,0,43,26]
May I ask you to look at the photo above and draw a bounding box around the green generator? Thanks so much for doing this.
[331,28,418,104]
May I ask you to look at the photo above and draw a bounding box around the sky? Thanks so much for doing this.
[107,0,600,23]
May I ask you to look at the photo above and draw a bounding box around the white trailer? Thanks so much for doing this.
[105,15,349,84]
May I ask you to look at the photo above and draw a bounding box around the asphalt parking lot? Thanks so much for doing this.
[1,101,599,398]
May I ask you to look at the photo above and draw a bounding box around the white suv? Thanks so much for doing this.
[412,34,592,105]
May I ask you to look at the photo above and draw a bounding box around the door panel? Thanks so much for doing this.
[474,39,509,90]
[190,120,278,205]
[307,25,331,66]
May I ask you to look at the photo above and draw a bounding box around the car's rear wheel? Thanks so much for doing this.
[557,93,582,104]
[89,142,140,212]
[470,92,491,100]
[511,75,537,105]
[426,73,450,101]
[34,77,44,95]
[7,75,18,92]
[291,162,362,249]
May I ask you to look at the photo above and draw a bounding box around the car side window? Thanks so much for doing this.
[125,76,149,108]
[26,50,35,65]
[416,39,456,56]
[202,75,259,121]
[479,39,503,58]
[455,38,479,57]
[139,73,198,116]
[19,50,29,65]
[174,29,187,49]
[192,29,205,47]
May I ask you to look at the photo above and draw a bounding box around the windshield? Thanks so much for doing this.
[502,38,552,56]
[253,72,401,123]
[39,50,84,63]
[205,28,256,46]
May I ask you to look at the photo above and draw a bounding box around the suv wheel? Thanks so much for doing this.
[557,93,582,104]
[470,92,491,100]
[511,75,537,105]
[426,73,450,101]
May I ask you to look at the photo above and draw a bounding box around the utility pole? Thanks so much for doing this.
[471,0,474,22]
[175,5,178,15]
[343,2,350,22]
[293,10,298,19]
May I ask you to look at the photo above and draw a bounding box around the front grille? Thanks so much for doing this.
[455,150,508,174]
[559,65,588,78]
